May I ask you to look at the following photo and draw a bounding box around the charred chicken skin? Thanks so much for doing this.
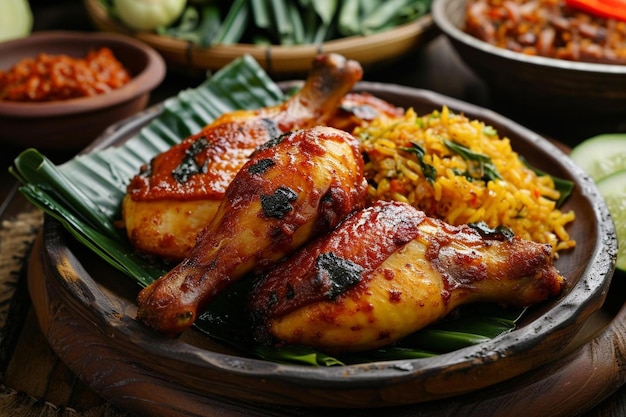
[250,200,565,354]
[136,126,369,335]
[122,54,364,261]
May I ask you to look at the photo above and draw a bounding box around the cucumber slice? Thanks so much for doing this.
[596,169,626,272]
[570,134,626,182]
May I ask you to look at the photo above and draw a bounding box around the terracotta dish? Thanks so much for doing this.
[28,82,616,415]
[431,0,626,122]
[0,31,165,150]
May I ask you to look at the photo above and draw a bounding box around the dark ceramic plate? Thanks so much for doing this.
[29,82,616,415]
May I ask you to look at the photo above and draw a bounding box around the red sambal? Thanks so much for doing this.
[0,47,131,102]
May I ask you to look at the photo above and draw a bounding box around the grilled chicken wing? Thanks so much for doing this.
[250,200,565,353]
[136,126,369,335]
[122,54,363,261]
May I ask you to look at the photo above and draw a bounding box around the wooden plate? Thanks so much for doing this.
[28,83,616,415]
[84,0,437,78]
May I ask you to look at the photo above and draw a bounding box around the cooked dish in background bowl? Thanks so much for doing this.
[0,31,165,150]
[431,0,626,132]
[464,0,626,65]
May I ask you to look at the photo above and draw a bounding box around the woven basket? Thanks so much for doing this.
[84,0,436,78]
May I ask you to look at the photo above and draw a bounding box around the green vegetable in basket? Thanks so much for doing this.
[106,0,431,46]
[113,0,188,31]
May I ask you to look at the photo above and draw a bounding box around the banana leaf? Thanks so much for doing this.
[10,54,523,366]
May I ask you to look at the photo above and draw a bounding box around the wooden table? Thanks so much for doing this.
[1,1,625,416]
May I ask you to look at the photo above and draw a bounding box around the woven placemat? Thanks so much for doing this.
[0,210,128,417]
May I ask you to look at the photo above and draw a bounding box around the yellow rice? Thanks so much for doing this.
[356,106,576,255]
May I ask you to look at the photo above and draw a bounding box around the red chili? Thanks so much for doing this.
[469,192,478,207]
[566,0,626,22]
[389,179,404,193]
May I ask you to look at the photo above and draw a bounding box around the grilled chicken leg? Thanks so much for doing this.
[122,54,363,261]
[136,126,369,335]
[250,200,565,353]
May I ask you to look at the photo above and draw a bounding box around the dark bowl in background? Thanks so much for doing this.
[431,0,626,142]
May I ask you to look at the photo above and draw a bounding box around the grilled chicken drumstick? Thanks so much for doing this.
[123,54,363,261]
[250,200,565,353]
[136,126,369,335]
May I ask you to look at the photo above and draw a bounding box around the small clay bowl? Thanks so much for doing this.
[0,31,166,150]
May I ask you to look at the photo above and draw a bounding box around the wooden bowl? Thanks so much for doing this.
[83,0,437,78]
[0,31,165,150]
[431,0,626,124]
[26,82,616,415]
